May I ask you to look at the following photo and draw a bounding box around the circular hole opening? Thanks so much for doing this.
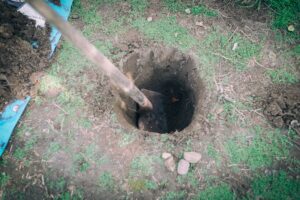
[115,49,202,134]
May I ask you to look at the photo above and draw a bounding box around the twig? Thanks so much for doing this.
[52,102,68,115]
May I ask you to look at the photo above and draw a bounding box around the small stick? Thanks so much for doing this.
[27,0,152,110]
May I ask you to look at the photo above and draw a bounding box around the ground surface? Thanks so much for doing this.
[1,0,300,199]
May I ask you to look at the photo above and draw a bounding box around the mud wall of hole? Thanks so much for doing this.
[114,48,206,134]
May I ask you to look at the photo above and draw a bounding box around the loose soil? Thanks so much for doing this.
[0,1,51,108]
[263,84,300,133]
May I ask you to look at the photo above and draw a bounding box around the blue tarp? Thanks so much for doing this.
[48,0,74,56]
[0,97,30,156]
[0,0,73,156]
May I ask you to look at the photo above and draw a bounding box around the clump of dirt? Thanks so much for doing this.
[263,84,300,133]
[115,48,204,133]
[0,2,51,108]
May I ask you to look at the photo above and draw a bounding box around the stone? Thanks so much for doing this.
[195,21,204,27]
[185,8,191,14]
[288,25,295,32]
[147,17,153,22]
[177,159,189,175]
[162,152,172,159]
[183,152,202,163]
[164,156,176,172]
[268,50,277,67]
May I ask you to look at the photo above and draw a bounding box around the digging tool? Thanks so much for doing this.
[27,0,168,132]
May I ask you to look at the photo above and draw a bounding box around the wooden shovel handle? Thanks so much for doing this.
[27,0,153,110]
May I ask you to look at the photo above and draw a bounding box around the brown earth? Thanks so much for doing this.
[262,84,300,133]
[0,1,51,109]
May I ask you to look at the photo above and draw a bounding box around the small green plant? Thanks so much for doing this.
[246,171,300,200]
[99,172,115,190]
[130,155,154,176]
[222,101,238,124]
[130,0,149,12]
[73,154,90,173]
[162,191,187,200]
[196,183,236,200]
[145,180,158,190]
[13,137,37,160]
[176,171,199,188]
[163,0,186,12]
[191,5,218,17]
[0,172,10,188]
[13,148,26,160]
[267,68,298,84]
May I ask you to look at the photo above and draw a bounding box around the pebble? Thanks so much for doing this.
[162,152,172,159]
[185,8,191,14]
[177,159,190,175]
[147,17,153,22]
[164,156,176,172]
[183,152,202,163]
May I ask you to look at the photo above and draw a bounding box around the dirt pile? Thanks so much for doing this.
[0,1,51,108]
[263,84,300,133]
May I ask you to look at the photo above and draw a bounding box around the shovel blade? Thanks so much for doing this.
[138,89,168,133]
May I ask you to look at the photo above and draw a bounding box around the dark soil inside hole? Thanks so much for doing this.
[116,48,203,133]
[0,2,51,109]
[262,84,300,134]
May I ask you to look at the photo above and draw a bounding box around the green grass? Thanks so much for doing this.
[48,177,66,193]
[130,155,154,176]
[225,126,291,170]
[44,142,62,159]
[267,68,298,84]
[99,172,115,190]
[206,144,222,166]
[73,154,90,173]
[176,171,199,188]
[195,183,236,200]
[246,171,300,200]
[130,0,149,12]
[201,30,262,70]
[132,16,198,51]
[118,130,136,147]
[0,172,10,188]
[13,137,37,160]
[191,5,218,17]
[163,0,186,12]
[267,0,299,29]
[161,191,187,200]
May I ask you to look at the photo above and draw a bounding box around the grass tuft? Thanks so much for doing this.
[132,16,197,50]
[195,183,235,200]
[225,126,291,170]
[247,171,300,200]
[267,68,298,84]
[191,5,218,17]
[99,172,115,190]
